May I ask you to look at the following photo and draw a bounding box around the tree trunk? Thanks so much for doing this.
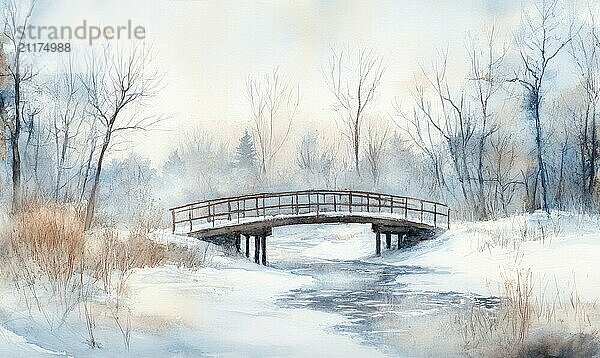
[477,119,488,220]
[477,144,486,219]
[11,59,21,213]
[354,118,360,176]
[55,130,69,199]
[534,100,549,213]
[589,105,597,197]
[84,133,110,230]
[11,129,21,212]
[79,139,96,203]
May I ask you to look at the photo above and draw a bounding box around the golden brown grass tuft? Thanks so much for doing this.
[165,243,213,270]
[11,200,85,294]
[89,229,166,295]
[2,198,212,351]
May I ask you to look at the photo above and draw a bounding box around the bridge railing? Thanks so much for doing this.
[169,190,450,234]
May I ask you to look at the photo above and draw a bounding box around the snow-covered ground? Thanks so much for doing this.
[0,228,384,357]
[1,211,599,357]
[387,211,600,302]
[126,259,383,357]
[0,325,62,357]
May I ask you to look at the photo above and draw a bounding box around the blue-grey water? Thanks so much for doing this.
[267,225,500,356]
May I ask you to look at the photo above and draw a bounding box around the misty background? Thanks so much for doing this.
[2,0,599,228]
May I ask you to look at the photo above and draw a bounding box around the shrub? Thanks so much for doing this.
[165,242,213,270]
[11,200,85,295]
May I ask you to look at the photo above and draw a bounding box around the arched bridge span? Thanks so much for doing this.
[170,190,450,264]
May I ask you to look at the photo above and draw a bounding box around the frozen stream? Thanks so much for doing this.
[268,224,500,356]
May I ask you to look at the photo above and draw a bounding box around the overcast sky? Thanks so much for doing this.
[27,0,529,165]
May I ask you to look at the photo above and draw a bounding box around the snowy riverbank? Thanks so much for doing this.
[384,211,600,301]
[0,228,384,357]
[1,211,599,357]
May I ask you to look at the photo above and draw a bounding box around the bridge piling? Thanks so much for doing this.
[385,232,391,250]
[398,234,407,249]
[254,236,260,263]
[234,234,241,253]
[375,231,381,256]
[261,235,267,265]
[245,234,250,258]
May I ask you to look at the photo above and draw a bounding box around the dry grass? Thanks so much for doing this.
[0,201,88,342]
[456,269,600,357]
[11,200,85,295]
[456,214,600,356]
[503,269,535,343]
[1,199,184,350]
[86,227,166,351]
[476,216,563,253]
[165,242,213,270]
[89,229,166,295]
[0,196,217,352]
[3,200,88,329]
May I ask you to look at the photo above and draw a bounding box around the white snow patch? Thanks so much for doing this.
[271,224,374,261]
[127,259,384,357]
[0,325,64,357]
[385,211,600,300]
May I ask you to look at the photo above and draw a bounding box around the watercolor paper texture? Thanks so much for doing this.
[0,0,599,357]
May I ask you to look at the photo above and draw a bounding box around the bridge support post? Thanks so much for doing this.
[397,234,406,249]
[261,235,267,265]
[254,236,260,263]
[245,234,250,258]
[385,232,391,250]
[234,234,241,253]
[375,231,381,256]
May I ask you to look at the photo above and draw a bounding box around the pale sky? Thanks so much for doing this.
[28,0,526,165]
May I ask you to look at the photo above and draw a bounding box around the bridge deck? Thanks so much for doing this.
[188,211,439,239]
[170,189,450,238]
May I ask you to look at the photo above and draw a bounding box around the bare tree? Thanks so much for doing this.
[179,128,229,196]
[568,10,600,205]
[416,53,479,213]
[467,27,507,218]
[296,131,319,174]
[318,139,342,188]
[486,131,523,216]
[77,126,98,203]
[396,48,510,218]
[246,67,299,175]
[393,96,448,197]
[47,56,87,201]
[365,116,390,186]
[0,38,8,163]
[323,46,385,176]
[1,0,36,211]
[509,0,571,213]
[81,44,165,230]
[296,131,342,188]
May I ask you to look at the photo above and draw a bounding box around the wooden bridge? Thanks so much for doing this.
[170,190,450,265]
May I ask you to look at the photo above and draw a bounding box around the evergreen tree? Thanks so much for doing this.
[234,130,257,169]
[162,150,186,177]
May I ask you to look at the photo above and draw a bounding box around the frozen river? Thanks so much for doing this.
[267,224,500,356]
